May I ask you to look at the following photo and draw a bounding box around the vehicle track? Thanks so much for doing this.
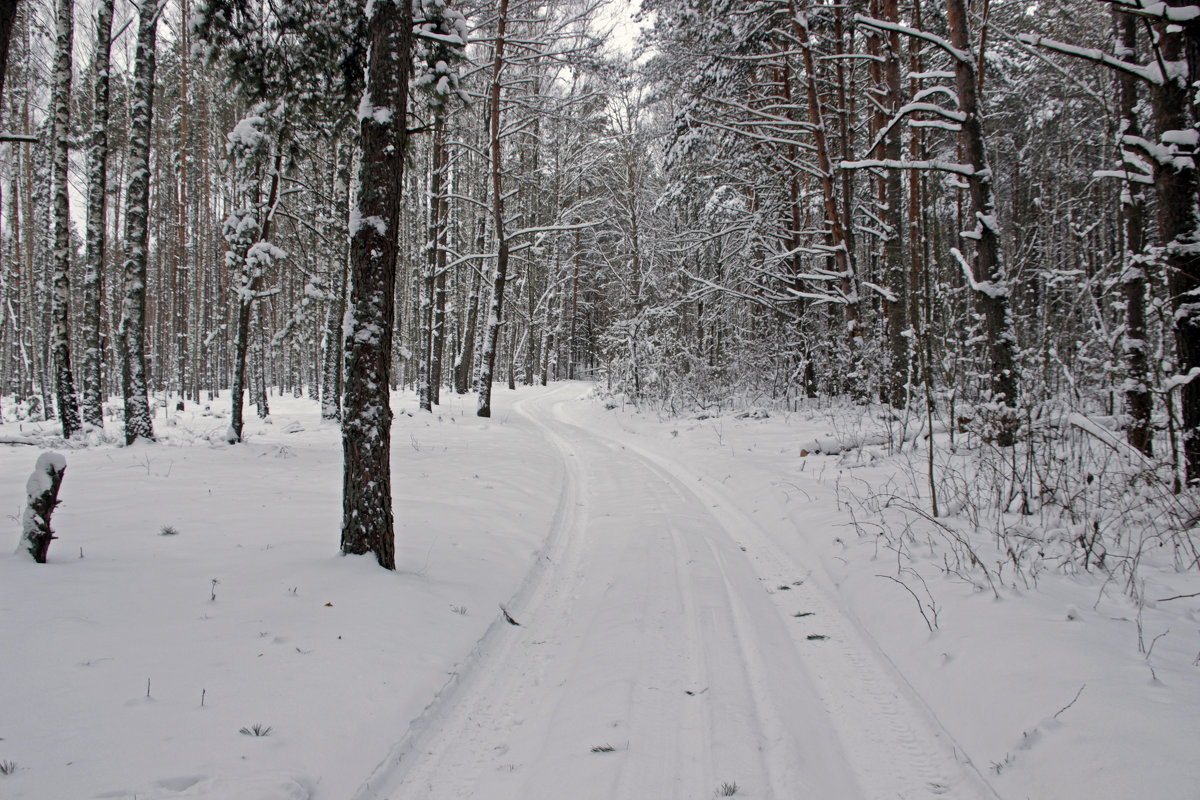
[353,385,999,799]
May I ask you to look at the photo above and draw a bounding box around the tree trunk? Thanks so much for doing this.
[81,0,116,430]
[882,0,908,408]
[0,0,18,112]
[20,452,66,564]
[228,147,282,443]
[320,141,351,421]
[1116,9,1152,456]
[175,0,191,404]
[341,0,412,569]
[947,0,1018,444]
[1153,7,1200,482]
[453,223,483,394]
[788,0,860,354]
[432,121,451,402]
[477,0,511,418]
[419,116,447,411]
[119,0,159,445]
[50,0,80,439]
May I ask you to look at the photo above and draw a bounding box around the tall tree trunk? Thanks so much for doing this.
[320,140,350,421]
[788,0,860,355]
[50,0,80,438]
[947,0,1018,444]
[0,0,18,113]
[81,0,116,429]
[882,0,908,408]
[1115,9,1152,456]
[228,147,282,443]
[429,119,449,405]
[1153,6,1200,482]
[341,0,412,568]
[175,0,191,404]
[418,116,447,411]
[119,0,159,444]
[477,0,511,418]
[453,223,484,394]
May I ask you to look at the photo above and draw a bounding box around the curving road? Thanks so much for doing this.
[352,385,999,800]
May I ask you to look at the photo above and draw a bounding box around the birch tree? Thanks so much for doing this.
[50,0,81,437]
[118,0,161,444]
[81,0,116,429]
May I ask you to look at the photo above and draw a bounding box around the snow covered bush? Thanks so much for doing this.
[841,403,1200,601]
[18,452,67,564]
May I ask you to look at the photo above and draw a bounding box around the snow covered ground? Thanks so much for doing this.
[0,382,1197,799]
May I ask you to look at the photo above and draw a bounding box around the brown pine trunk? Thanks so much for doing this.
[788,0,860,351]
[341,0,413,568]
[1115,9,1152,456]
[1154,7,1200,482]
[947,0,1018,444]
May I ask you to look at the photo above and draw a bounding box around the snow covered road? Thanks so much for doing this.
[354,384,998,800]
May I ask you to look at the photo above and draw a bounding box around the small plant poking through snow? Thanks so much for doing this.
[239,724,272,737]
[717,781,739,796]
[159,525,179,536]
[590,744,615,753]
[0,760,16,776]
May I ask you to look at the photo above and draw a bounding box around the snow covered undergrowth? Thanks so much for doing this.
[0,382,1197,799]
[573,389,1200,800]
[0,390,563,800]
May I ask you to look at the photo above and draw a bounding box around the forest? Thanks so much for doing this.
[3,2,1200,797]
[1,0,1199,570]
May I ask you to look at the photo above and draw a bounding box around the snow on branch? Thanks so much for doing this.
[863,101,965,159]
[1017,34,1165,85]
[952,247,1009,299]
[1106,0,1200,22]
[854,14,971,63]
[840,158,976,177]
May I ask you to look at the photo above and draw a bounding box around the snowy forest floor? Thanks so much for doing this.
[0,382,1197,799]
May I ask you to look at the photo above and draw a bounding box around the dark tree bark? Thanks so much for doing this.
[1116,9,1152,456]
[0,0,18,114]
[477,0,512,418]
[882,0,908,408]
[947,0,1018,444]
[788,0,860,352]
[20,452,66,564]
[341,0,413,569]
[81,0,116,430]
[119,1,159,445]
[50,0,80,438]
[1153,7,1200,483]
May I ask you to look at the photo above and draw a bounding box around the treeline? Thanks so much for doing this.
[0,0,620,439]
[634,0,1200,486]
[1,0,1198,489]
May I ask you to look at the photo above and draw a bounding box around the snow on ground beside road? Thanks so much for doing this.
[0,382,1197,799]
[569,388,1200,800]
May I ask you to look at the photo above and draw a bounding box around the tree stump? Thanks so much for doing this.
[20,452,67,563]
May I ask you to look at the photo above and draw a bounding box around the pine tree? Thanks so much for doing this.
[340,0,415,568]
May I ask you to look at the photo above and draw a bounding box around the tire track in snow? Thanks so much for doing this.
[354,385,868,799]
[557,394,1003,800]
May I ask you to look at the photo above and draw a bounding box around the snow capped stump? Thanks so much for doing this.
[19,452,67,564]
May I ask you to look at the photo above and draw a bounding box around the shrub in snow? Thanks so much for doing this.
[19,452,67,563]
